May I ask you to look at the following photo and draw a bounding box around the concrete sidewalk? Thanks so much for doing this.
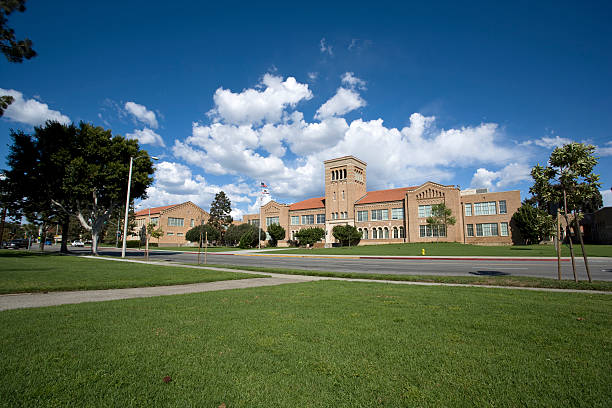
[1,257,610,312]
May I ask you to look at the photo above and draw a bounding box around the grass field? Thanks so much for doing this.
[202,263,612,291]
[0,252,263,294]
[281,242,612,257]
[0,281,610,407]
[99,244,241,252]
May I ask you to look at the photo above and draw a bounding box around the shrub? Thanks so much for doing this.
[267,223,286,247]
[332,225,361,246]
[295,227,325,246]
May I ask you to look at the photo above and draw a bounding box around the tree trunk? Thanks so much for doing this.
[574,211,592,283]
[60,214,70,254]
[556,208,561,280]
[0,207,6,245]
[38,224,46,251]
[563,189,577,282]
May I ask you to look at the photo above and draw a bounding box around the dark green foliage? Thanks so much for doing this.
[0,94,13,116]
[332,225,361,246]
[267,223,285,246]
[125,240,141,248]
[238,231,254,249]
[225,223,264,247]
[209,191,233,237]
[0,0,36,64]
[185,223,220,246]
[295,227,325,246]
[511,202,555,245]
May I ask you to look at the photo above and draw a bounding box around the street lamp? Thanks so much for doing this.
[121,155,158,258]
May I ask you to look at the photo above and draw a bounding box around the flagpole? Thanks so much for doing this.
[258,189,262,250]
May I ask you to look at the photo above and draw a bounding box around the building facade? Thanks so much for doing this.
[130,201,209,246]
[243,156,521,246]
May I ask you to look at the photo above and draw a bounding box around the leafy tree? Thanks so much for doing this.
[224,223,264,247]
[209,191,232,239]
[1,0,36,63]
[267,223,285,247]
[530,142,601,282]
[295,227,325,246]
[4,121,154,255]
[511,202,555,245]
[238,230,255,249]
[185,223,220,246]
[146,222,163,244]
[332,225,361,246]
[0,95,13,117]
[426,203,456,240]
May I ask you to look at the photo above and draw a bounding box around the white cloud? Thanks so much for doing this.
[341,72,366,90]
[470,163,532,190]
[315,88,366,119]
[596,141,612,156]
[307,72,318,81]
[210,74,312,125]
[125,101,158,128]
[319,38,333,55]
[0,88,70,126]
[126,127,165,147]
[602,189,612,207]
[523,135,572,149]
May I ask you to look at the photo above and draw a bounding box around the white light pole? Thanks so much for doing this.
[121,155,158,258]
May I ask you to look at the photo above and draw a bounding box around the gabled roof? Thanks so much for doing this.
[135,204,178,217]
[355,187,415,205]
[289,197,325,211]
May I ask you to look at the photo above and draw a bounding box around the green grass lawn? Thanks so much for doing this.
[98,244,241,252]
[202,263,612,291]
[281,242,612,257]
[0,252,263,294]
[0,281,610,407]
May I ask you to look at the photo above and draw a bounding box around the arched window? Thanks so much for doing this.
[384,227,389,239]
[377,227,383,239]
[372,228,377,239]
[343,169,347,179]
[331,171,335,181]
[363,228,368,239]
[393,227,398,238]
[399,226,405,238]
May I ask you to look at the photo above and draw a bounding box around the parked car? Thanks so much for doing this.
[71,240,85,247]
[5,239,29,249]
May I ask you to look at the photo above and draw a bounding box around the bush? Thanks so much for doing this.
[295,227,325,246]
[226,223,265,247]
[126,240,141,248]
[239,231,254,249]
[267,223,286,247]
[332,225,361,246]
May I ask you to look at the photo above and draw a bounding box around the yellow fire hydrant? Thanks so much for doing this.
[421,248,426,256]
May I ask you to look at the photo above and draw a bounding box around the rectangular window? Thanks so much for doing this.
[290,216,299,225]
[266,216,279,226]
[177,232,183,237]
[301,215,314,224]
[464,204,472,217]
[474,202,497,216]
[466,224,474,237]
[420,225,446,237]
[190,219,194,227]
[357,210,368,222]
[371,209,389,221]
[341,212,347,219]
[248,219,260,227]
[500,222,509,236]
[316,214,325,224]
[476,223,499,236]
[167,232,174,236]
[418,205,432,218]
[391,208,404,220]
[499,200,507,214]
[150,217,159,225]
[168,217,184,227]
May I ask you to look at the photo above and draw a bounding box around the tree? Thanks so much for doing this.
[1,0,37,63]
[146,222,163,244]
[3,121,155,255]
[209,191,232,239]
[267,223,285,247]
[511,202,555,245]
[530,142,601,282]
[332,225,361,246]
[185,223,219,246]
[295,227,325,247]
[425,203,456,240]
[224,223,264,247]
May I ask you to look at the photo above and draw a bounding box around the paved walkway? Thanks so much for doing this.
[1,257,610,312]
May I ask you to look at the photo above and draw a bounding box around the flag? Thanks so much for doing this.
[261,182,268,188]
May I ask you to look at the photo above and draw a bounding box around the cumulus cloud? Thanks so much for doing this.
[315,88,366,119]
[0,88,70,126]
[597,141,612,156]
[602,189,612,207]
[523,135,572,149]
[470,163,532,190]
[126,127,165,147]
[210,74,312,125]
[319,38,332,55]
[341,72,366,90]
[125,101,158,128]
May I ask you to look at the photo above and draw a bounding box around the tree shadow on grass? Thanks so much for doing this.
[0,250,61,259]
[470,270,511,276]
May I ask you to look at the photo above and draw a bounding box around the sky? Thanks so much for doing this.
[1,0,611,220]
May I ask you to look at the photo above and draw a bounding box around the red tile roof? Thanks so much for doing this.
[355,187,415,205]
[289,197,325,211]
[135,204,178,217]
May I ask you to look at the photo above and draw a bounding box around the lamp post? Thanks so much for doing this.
[121,155,158,258]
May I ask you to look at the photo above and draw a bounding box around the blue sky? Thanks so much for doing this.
[1,0,611,219]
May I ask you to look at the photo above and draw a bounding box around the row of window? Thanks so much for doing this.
[356,208,404,222]
[290,214,326,225]
[419,225,447,237]
[166,232,184,236]
[331,212,347,220]
[333,191,345,200]
[331,168,347,180]
[466,222,509,237]
[358,226,405,240]
[464,200,507,216]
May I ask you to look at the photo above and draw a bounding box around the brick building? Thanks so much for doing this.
[243,156,521,246]
[130,201,209,246]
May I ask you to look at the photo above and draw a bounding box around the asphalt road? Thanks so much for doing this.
[68,247,612,281]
